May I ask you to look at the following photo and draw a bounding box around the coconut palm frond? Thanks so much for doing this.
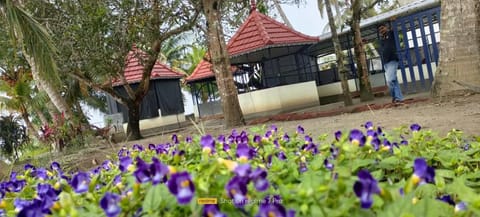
[3,0,61,85]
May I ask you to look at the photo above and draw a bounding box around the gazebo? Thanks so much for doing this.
[105,45,186,131]
[186,3,321,118]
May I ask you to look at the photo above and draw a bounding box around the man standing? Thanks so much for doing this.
[378,22,404,104]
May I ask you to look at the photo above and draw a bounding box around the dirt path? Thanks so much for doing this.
[10,92,477,175]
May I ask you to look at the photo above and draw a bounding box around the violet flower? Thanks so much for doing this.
[133,157,151,183]
[255,195,295,217]
[236,143,254,162]
[437,195,455,206]
[132,144,144,152]
[349,129,366,146]
[172,134,179,144]
[234,164,251,178]
[455,202,467,212]
[334,131,342,141]
[412,158,435,185]
[225,176,248,207]
[100,192,121,217]
[297,125,305,134]
[364,121,374,130]
[167,172,195,204]
[353,170,381,209]
[119,156,132,173]
[151,157,169,185]
[250,168,269,191]
[282,133,290,142]
[324,158,334,171]
[410,124,421,132]
[70,172,91,194]
[202,204,226,217]
[200,135,216,154]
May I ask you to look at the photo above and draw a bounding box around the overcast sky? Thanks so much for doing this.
[281,1,328,36]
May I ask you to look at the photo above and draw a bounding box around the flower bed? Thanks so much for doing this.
[1,122,479,217]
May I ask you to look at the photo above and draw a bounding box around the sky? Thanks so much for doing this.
[85,1,328,127]
[281,1,328,36]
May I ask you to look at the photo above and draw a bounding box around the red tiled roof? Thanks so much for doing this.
[186,10,318,83]
[185,60,212,83]
[226,10,319,57]
[113,45,184,86]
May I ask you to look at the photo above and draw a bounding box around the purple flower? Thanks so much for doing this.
[17,200,45,217]
[455,202,467,212]
[410,123,421,132]
[256,195,294,217]
[253,135,262,144]
[5,179,26,192]
[234,164,251,178]
[353,170,381,209]
[364,121,374,130]
[132,144,144,151]
[24,164,35,171]
[36,183,60,201]
[50,162,61,172]
[334,131,342,141]
[117,147,130,157]
[186,136,192,143]
[172,134,179,144]
[100,192,121,217]
[371,138,381,151]
[349,129,366,146]
[277,151,287,160]
[70,172,91,194]
[225,176,248,207]
[282,133,290,142]
[200,135,216,154]
[366,130,377,139]
[167,172,195,204]
[324,158,334,171]
[250,168,269,191]
[236,143,254,162]
[150,157,169,185]
[412,158,435,185]
[119,156,132,172]
[148,143,156,150]
[299,162,307,173]
[297,125,305,134]
[133,157,151,183]
[202,204,226,217]
[437,195,455,206]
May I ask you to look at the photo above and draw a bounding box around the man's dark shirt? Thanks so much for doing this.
[380,30,398,63]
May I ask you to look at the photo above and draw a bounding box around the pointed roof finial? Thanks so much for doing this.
[250,0,256,13]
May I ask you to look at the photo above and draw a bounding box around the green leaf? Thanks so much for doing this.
[142,184,163,214]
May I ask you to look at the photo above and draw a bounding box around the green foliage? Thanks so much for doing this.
[0,115,29,160]
[1,123,480,216]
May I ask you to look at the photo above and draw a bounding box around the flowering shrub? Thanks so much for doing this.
[1,122,480,217]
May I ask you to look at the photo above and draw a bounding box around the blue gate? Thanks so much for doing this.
[391,7,441,93]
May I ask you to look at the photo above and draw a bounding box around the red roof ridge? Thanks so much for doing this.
[113,45,184,86]
[252,11,274,45]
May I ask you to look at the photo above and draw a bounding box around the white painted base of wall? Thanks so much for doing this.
[238,81,320,115]
[121,113,186,132]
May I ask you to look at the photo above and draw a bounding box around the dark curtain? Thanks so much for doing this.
[154,79,184,116]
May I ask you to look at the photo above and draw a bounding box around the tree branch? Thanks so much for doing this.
[361,0,383,14]
[68,72,129,106]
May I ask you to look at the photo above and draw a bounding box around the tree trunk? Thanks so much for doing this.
[126,101,142,140]
[23,53,73,119]
[431,0,480,97]
[323,0,353,106]
[273,0,293,28]
[20,106,41,140]
[203,0,245,128]
[350,0,374,101]
[34,108,49,126]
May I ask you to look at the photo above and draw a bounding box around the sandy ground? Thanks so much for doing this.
[6,92,477,176]
[130,92,480,146]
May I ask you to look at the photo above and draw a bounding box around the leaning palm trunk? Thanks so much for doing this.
[2,0,73,119]
[24,53,72,120]
[272,0,293,28]
[323,0,353,106]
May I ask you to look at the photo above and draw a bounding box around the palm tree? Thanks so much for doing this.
[431,0,480,96]
[321,0,353,106]
[0,0,73,119]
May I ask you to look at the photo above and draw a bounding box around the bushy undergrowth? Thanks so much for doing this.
[1,122,479,217]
